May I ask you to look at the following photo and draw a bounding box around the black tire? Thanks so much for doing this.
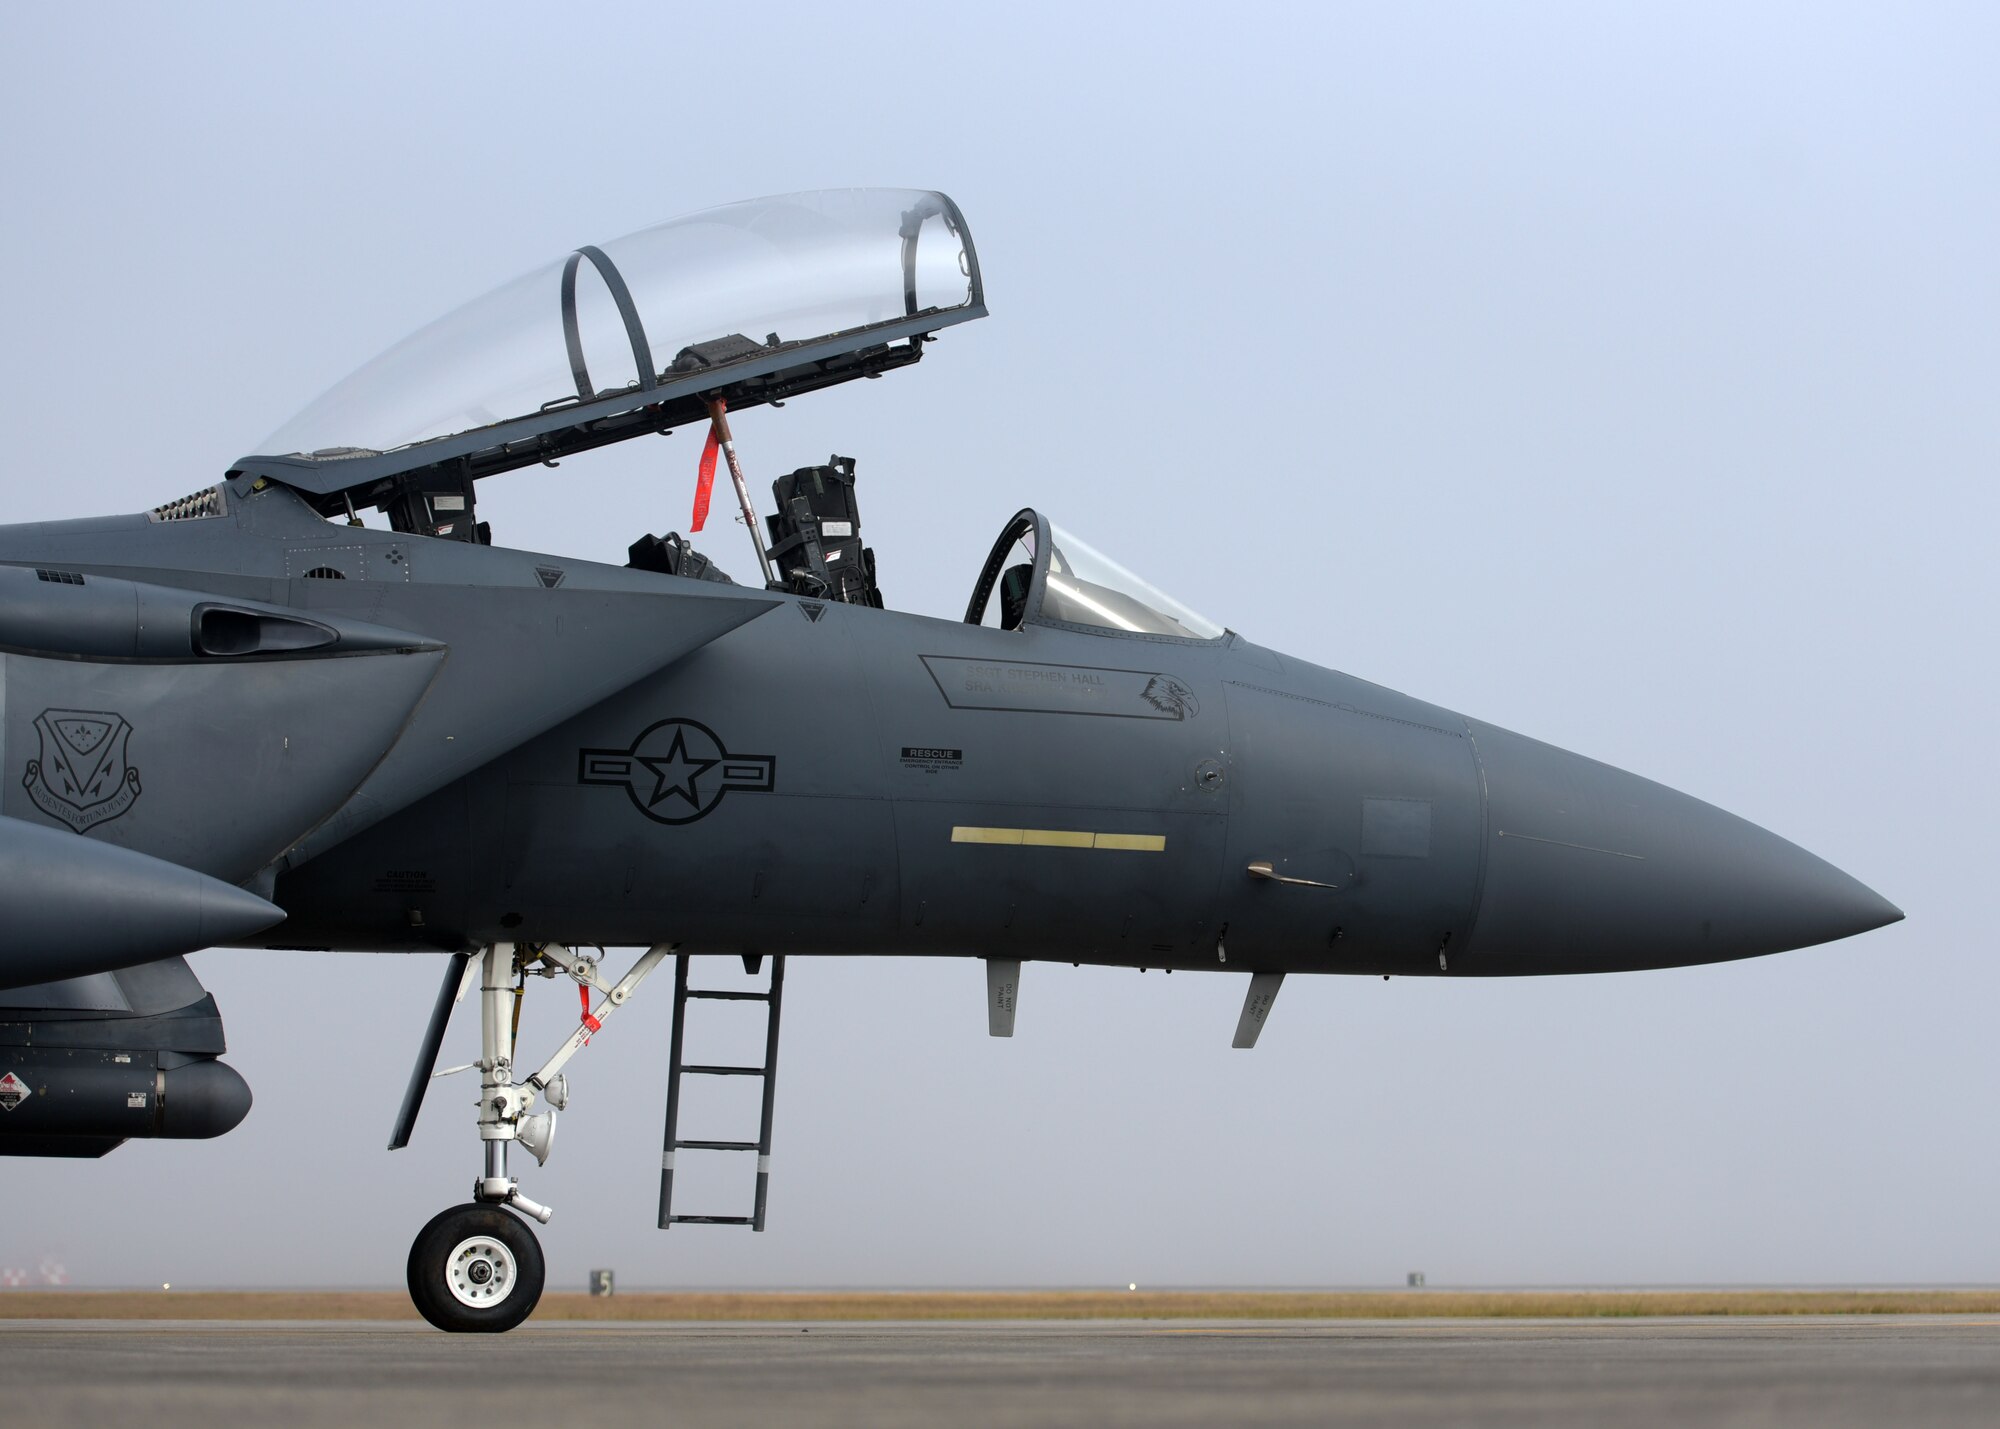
[406,1202,545,1333]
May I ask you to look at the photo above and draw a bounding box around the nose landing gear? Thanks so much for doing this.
[393,941,674,1332]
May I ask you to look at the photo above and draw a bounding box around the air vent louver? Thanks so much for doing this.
[149,487,226,522]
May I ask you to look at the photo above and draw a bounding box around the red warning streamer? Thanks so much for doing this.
[691,401,724,532]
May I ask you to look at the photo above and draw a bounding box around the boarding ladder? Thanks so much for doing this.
[656,954,785,1230]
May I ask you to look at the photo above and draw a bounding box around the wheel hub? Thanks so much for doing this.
[445,1235,517,1307]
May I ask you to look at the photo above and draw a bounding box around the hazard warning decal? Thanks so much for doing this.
[0,1072,30,1111]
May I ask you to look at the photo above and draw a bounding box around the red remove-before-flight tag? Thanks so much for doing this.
[691,423,719,532]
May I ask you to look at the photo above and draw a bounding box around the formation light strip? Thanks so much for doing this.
[951,826,1166,852]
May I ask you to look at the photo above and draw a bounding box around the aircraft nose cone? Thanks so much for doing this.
[1462,722,1901,973]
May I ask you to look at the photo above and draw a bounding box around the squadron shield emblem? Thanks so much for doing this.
[23,708,143,834]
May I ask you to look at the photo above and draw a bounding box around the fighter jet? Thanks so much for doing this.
[0,190,1900,1330]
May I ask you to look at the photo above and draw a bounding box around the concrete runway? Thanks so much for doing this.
[7,1316,2000,1427]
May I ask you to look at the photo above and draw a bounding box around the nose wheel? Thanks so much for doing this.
[407,1203,545,1333]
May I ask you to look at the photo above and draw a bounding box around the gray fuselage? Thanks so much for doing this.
[0,478,1898,981]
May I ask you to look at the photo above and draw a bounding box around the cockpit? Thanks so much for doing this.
[230,189,1222,643]
[965,510,1221,640]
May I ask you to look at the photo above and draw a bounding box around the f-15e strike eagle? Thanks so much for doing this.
[0,190,1900,1330]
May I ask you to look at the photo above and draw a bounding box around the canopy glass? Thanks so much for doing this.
[967,510,1223,641]
[1043,526,1223,640]
[259,189,979,460]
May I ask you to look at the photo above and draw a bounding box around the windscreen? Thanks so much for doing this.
[1040,527,1224,640]
[260,189,977,458]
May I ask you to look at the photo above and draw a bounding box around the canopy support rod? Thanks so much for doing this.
[706,398,776,588]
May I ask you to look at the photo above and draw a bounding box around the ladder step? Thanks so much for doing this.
[659,954,787,1235]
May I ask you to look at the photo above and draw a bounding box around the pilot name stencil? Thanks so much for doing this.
[921,657,1200,721]
[22,709,143,834]
[578,718,776,825]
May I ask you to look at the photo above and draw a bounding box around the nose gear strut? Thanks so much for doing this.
[396,940,673,1332]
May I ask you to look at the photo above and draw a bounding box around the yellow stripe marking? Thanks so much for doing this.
[1092,832,1166,852]
[951,826,1023,845]
[951,826,1166,852]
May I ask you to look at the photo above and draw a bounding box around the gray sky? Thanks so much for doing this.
[0,2,1992,1290]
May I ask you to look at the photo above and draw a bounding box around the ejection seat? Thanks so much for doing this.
[999,564,1033,631]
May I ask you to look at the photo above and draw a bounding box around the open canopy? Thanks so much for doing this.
[234,189,984,514]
